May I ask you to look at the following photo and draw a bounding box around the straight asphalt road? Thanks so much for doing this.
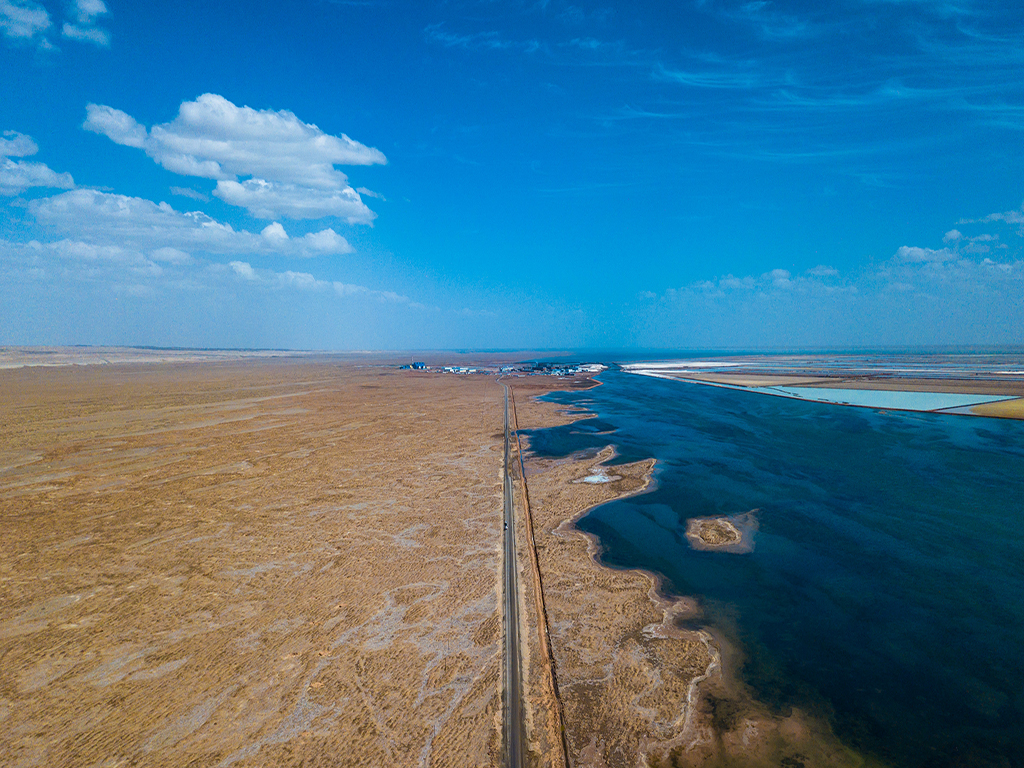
[502,386,524,768]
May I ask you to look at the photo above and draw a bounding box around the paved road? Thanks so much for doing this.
[502,386,525,768]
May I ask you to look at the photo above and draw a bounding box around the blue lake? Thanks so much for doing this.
[521,370,1024,768]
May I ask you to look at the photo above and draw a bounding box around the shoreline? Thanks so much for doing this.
[623,366,1024,420]
[514,379,877,767]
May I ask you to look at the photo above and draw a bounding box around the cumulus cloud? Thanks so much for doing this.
[0,239,167,287]
[1,131,39,157]
[1,236,422,331]
[0,131,74,195]
[960,204,1024,228]
[0,0,50,43]
[767,268,793,288]
[30,189,353,258]
[48,238,162,275]
[875,252,1022,294]
[894,245,955,263]
[943,229,997,250]
[61,0,109,46]
[1,159,75,195]
[229,260,257,280]
[83,95,385,221]
[84,104,145,147]
[214,178,373,222]
[719,274,755,290]
[660,264,855,302]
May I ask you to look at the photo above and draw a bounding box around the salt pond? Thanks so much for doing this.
[750,385,1014,411]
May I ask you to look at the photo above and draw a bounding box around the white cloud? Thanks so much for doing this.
[279,270,320,290]
[170,186,209,202]
[260,221,288,244]
[0,130,38,157]
[30,189,353,257]
[222,261,414,304]
[150,247,193,265]
[660,265,856,302]
[0,0,50,42]
[894,245,955,263]
[875,253,1022,294]
[84,105,145,147]
[960,204,1024,227]
[229,261,257,281]
[214,178,374,222]
[1,239,422,328]
[719,274,756,290]
[333,281,412,303]
[767,267,793,288]
[42,238,163,278]
[807,264,838,276]
[423,23,539,52]
[61,20,107,45]
[356,186,386,201]
[943,228,999,248]
[83,94,385,220]
[1,159,75,195]
[302,228,351,253]
[61,0,109,47]
[0,132,74,195]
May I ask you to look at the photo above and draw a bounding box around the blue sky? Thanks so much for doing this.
[1,0,1022,350]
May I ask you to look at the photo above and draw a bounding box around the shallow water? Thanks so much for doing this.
[522,370,1024,768]
[751,385,1013,411]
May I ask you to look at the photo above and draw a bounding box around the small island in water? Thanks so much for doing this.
[685,511,758,553]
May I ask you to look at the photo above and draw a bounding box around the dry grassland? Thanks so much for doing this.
[0,360,505,767]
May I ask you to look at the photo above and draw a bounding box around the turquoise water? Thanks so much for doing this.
[749,385,1014,411]
[522,370,1024,767]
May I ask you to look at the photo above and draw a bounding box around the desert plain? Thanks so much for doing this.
[1,354,510,767]
[2,350,885,768]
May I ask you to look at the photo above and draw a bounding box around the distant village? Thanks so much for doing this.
[398,361,605,377]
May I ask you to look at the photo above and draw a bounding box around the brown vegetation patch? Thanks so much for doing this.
[685,512,758,554]
[0,359,508,767]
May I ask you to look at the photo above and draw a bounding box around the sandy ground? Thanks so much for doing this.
[509,382,877,768]
[0,359,508,767]
[1,352,898,768]
[0,346,561,371]
[969,398,1024,418]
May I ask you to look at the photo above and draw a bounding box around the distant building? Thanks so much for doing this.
[412,362,427,369]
